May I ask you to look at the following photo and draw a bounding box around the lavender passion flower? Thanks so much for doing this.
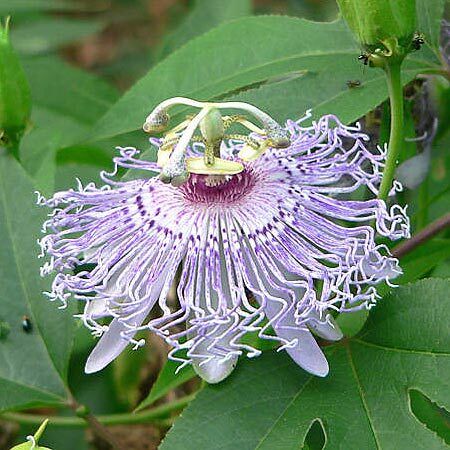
[38,98,409,383]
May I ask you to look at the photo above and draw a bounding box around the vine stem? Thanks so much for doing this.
[0,394,195,429]
[392,212,450,258]
[378,61,404,201]
[68,394,124,450]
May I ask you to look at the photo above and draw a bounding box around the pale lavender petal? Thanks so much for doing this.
[307,311,343,342]
[264,297,328,377]
[85,317,138,374]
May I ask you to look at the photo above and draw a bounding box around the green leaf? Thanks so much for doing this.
[11,18,103,55]
[113,347,148,408]
[19,56,119,192]
[431,260,450,279]
[410,389,450,445]
[0,151,74,411]
[336,308,369,337]
[162,279,450,449]
[136,359,196,412]
[428,129,450,223]
[0,0,75,14]
[157,0,251,60]
[20,107,88,194]
[416,0,446,51]
[23,56,119,125]
[396,239,450,284]
[89,16,440,143]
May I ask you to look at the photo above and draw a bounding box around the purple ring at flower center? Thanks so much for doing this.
[181,167,259,205]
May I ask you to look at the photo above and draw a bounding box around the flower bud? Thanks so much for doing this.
[337,0,416,48]
[10,419,52,450]
[0,17,31,145]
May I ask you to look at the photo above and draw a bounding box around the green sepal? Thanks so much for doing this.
[9,419,52,450]
[336,0,416,48]
[10,444,52,450]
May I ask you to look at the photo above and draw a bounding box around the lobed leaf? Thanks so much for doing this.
[162,279,450,450]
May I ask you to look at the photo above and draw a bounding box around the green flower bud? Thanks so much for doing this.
[10,419,52,450]
[10,443,51,450]
[337,0,416,49]
[0,17,31,145]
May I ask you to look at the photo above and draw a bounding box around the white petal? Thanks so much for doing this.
[85,317,134,374]
[283,329,329,377]
[241,242,330,378]
[395,151,430,190]
[188,320,239,383]
[85,298,108,319]
[85,258,174,374]
[192,354,238,384]
[263,299,329,377]
[361,254,401,279]
[307,311,343,342]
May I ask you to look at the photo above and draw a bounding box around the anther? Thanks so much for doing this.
[143,106,170,133]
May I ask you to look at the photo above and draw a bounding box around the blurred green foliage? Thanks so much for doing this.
[0,1,448,449]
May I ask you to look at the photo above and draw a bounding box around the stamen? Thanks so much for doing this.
[143,105,170,133]
[159,107,211,186]
[145,97,291,185]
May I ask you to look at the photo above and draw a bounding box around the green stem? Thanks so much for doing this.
[392,212,450,258]
[1,394,194,428]
[378,62,404,201]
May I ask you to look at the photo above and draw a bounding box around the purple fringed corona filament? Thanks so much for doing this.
[38,111,410,383]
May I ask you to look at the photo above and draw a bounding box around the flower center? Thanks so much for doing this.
[181,168,258,205]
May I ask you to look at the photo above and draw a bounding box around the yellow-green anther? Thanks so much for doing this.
[160,134,179,153]
[0,17,31,145]
[215,101,290,149]
[238,140,269,162]
[264,119,291,149]
[143,106,170,133]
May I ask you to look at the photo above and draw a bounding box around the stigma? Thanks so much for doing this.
[143,97,290,187]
